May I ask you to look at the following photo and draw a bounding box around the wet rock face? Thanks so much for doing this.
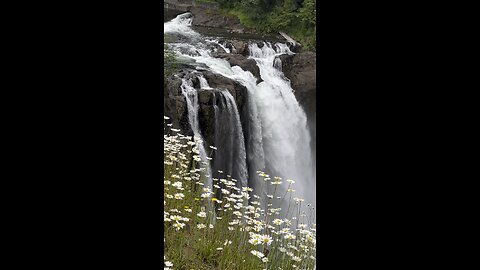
[229,40,249,56]
[279,52,316,120]
[213,52,262,83]
[279,52,317,161]
[164,75,191,135]
[198,71,249,148]
[164,51,317,149]
[164,69,249,148]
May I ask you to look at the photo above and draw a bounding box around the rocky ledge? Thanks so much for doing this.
[164,50,317,163]
[164,0,316,160]
[164,69,249,148]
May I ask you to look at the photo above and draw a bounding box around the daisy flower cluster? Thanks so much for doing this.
[164,116,316,269]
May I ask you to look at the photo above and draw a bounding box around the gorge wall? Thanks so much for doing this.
[164,7,316,203]
[164,42,316,160]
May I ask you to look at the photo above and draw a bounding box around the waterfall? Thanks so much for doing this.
[224,66,266,197]
[212,90,248,188]
[180,78,212,189]
[248,43,315,208]
[164,13,199,38]
[165,13,315,208]
[198,75,213,89]
[198,75,248,188]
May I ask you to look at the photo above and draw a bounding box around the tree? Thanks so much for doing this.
[298,0,315,26]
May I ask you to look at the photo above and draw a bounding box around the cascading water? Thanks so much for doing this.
[198,75,213,90]
[164,13,200,39]
[198,75,248,188]
[248,43,315,209]
[212,90,248,188]
[165,13,315,209]
[180,78,212,189]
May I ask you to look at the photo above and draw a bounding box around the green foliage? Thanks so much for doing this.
[214,0,316,50]
[263,2,296,31]
[215,0,237,9]
[164,42,177,78]
[238,0,267,21]
[298,0,316,26]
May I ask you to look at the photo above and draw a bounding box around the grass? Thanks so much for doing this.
[164,116,316,270]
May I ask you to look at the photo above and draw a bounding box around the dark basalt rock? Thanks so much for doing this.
[279,52,317,161]
[231,40,248,56]
[221,40,249,56]
[200,72,249,136]
[164,73,191,136]
[164,69,249,149]
[190,6,247,33]
[213,53,262,83]
[279,52,316,119]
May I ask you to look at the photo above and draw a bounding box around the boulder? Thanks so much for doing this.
[213,53,262,83]
[230,40,248,56]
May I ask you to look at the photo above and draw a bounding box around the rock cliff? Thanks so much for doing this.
[164,69,249,149]
[164,3,316,161]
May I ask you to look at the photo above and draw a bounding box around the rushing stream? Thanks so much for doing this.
[165,13,315,209]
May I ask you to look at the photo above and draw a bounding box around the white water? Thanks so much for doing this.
[198,75,213,90]
[206,38,231,53]
[249,43,315,208]
[164,13,200,38]
[180,78,212,189]
[165,13,315,208]
[220,90,248,187]
[199,76,248,187]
